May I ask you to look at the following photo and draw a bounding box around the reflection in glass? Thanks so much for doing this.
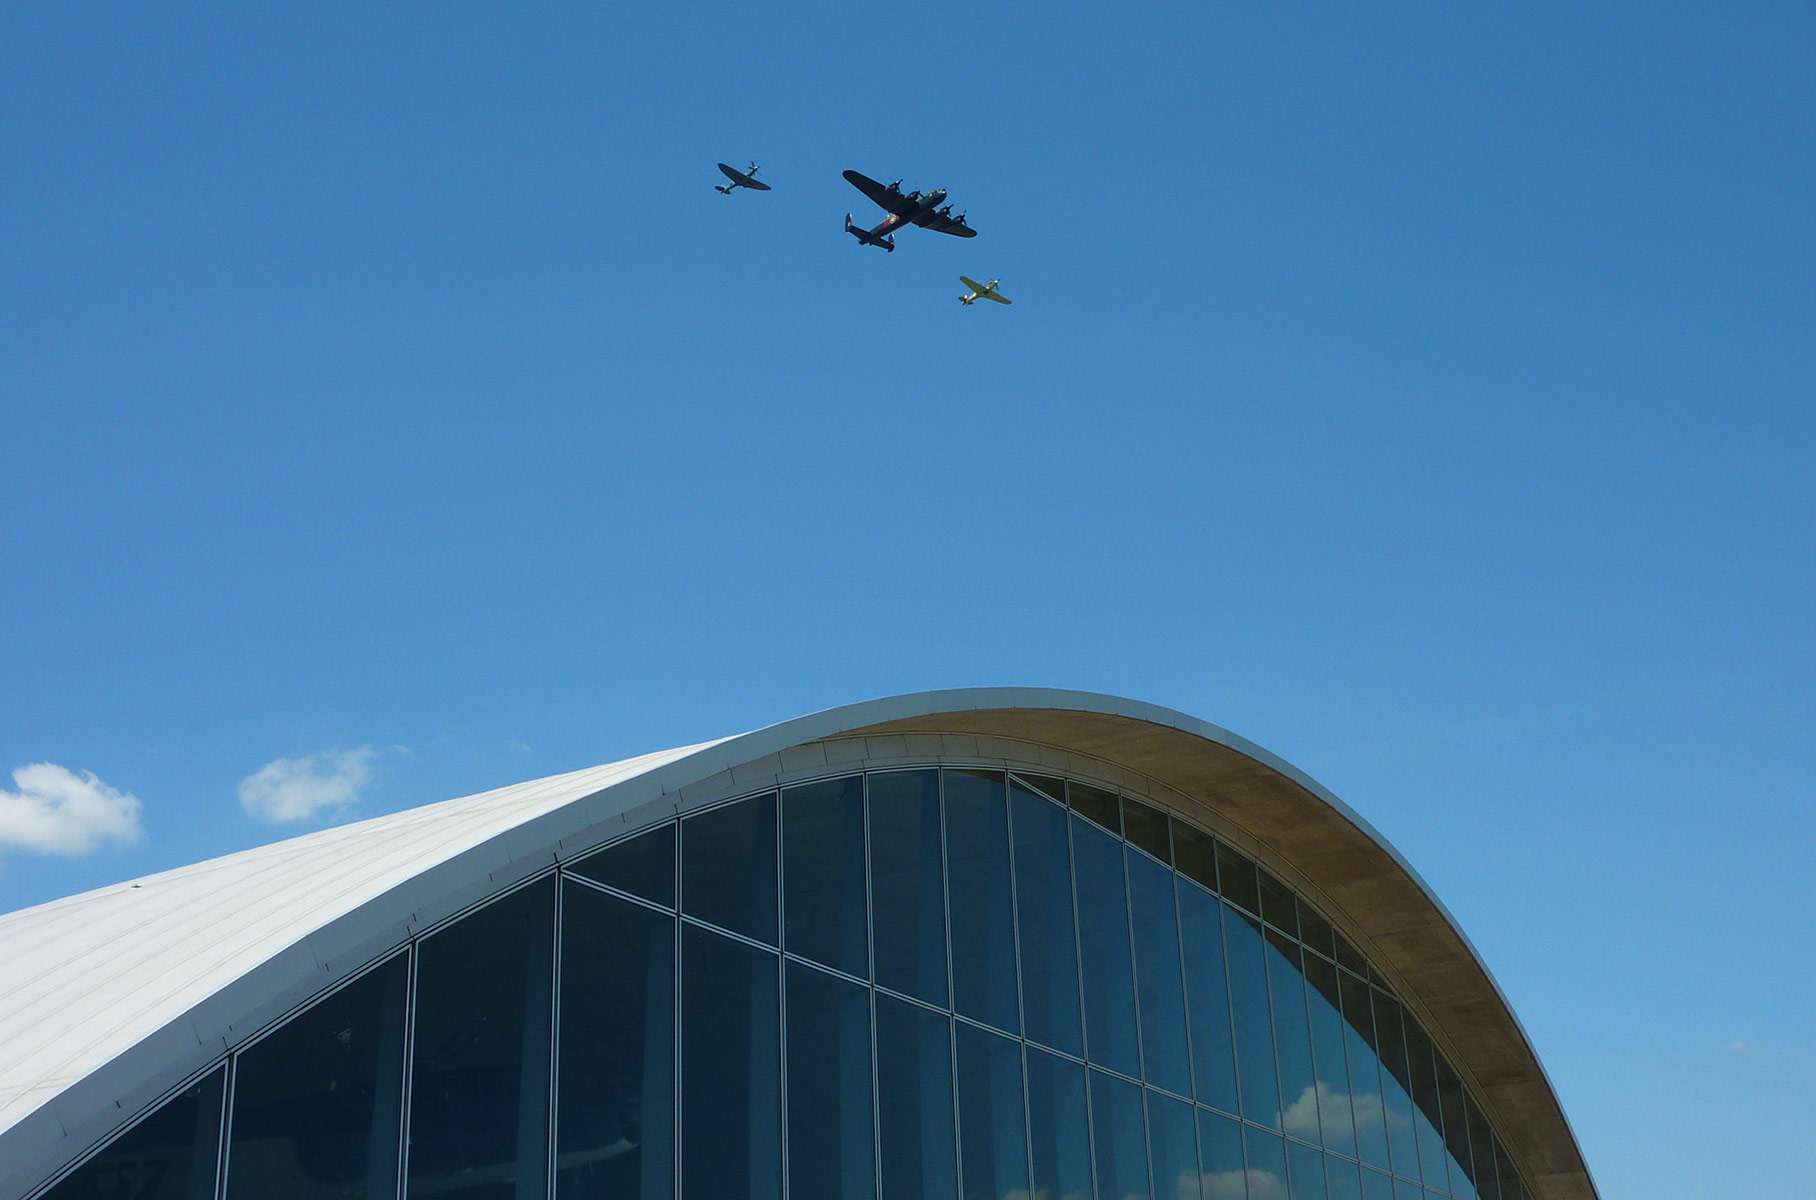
[1256,871,1298,940]
[956,1023,1029,1200]
[1012,780,1083,1056]
[785,963,874,1200]
[1223,908,1279,1129]
[1265,930,1319,1147]
[1088,1071,1150,1200]
[1068,782,1120,835]
[1296,907,1335,963]
[782,776,868,977]
[1359,1169,1395,1200]
[227,956,407,1200]
[870,770,948,1006]
[45,1069,224,1200]
[1401,1022,1448,1193]
[1434,1057,1477,1200]
[1493,1142,1519,1200]
[1015,772,1067,803]
[682,793,777,944]
[1285,1141,1326,1200]
[1026,1048,1092,1200]
[1323,1156,1362,1200]
[1147,1092,1199,1200]
[557,883,673,1200]
[1171,821,1217,894]
[409,879,555,1200]
[1214,844,1260,917]
[1178,882,1239,1114]
[1301,956,1355,1157]
[1337,973,1390,1171]
[570,825,675,908]
[1128,850,1192,1097]
[1241,1129,1288,1200]
[876,995,956,1200]
[1465,1100,1502,1200]
[681,925,781,1200]
[1122,799,1170,864]
[1074,816,1139,1076]
[1196,1109,1246,1200]
[944,769,1020,1033]
[1369,994,1422,1184]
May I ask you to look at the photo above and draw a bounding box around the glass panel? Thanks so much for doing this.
[1067,781,1120,835]
[1368,993,1422,1184]
[682,793,777,945]
[1323,1157,1362,1200]
[1391,1180,1422,1200]
[1265,931,1319,1146]
[1359,1169,1394,1200]
[409,878,556,1200]
[557,882,674,1200]
[870,770,949,1006]
[1333,937,1368,979]
[785,962,874,1200]
[227,956,408,1200]
[1240,1129,1288,1200]
[1127,851,1191,1097]
[1400,1023,1447,1192]
[1122,799,1170,864]
[1087,1071,1149,1200]
[1492,1142,1519,1200]
[1255,871,1297,940]
[956,1023,1029,1200]
[1337,973,1390,1171]
[45,1068,224,1200]
[1015,772,1066,803]
[1170,821,1217,894]
[1302,956,1355,1157]
[1223,907,1279,1129]
[1285,1141,1326,1200]
[1026,1048,1092,1200]
[570,824,675,908]
[944,769,1019,1033]
[1213,845,1260,916]
[1296,908,1334,963]
[782,776,868,977]
[1147,1091,1199,1200]
[1177,880,1239,1114]
[1465,1101,1501,1200]
[1196,1109,1246,1200]
[680,925,781,1200]
[1010,778,1083,1055]
[1073,815,1139,1076]
[1434,1057,1477,1200]
[876,994,957,1200]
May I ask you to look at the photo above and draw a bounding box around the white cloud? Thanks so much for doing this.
[237,747,377,823]
[0,763,144,857]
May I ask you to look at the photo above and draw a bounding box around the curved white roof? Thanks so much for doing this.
[0,689,1597,1200]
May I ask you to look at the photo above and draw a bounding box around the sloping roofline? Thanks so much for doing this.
[0,688,1597,1200]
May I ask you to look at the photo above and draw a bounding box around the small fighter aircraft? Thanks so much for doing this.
[959,276,1011,306]
[843,169,976,251]
[715,162,771,194]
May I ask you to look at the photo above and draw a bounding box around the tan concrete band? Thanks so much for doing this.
[842,706,1597,1200]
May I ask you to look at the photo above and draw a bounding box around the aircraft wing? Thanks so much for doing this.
[741,178,771,191]
[960,276,986,293]
[916,210,977,237]
[980,289,1010,304]
[844,170,915,215]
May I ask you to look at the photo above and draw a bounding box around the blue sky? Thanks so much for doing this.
[2,4,1811,1196]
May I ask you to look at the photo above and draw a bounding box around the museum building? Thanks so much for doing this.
[0,690,1599,1200]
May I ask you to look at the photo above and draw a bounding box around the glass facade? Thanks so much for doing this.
[35,767,1537,1200]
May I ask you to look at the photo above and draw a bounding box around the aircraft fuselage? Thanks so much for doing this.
[849,188,947,251]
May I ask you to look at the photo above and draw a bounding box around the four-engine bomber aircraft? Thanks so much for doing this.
[715,162,771,193]
[959,277,1011,306]
[843,169,975,251]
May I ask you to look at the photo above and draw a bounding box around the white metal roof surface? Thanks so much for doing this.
[0,740,719,1148]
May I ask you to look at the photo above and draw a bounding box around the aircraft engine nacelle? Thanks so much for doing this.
[925,189,947,207]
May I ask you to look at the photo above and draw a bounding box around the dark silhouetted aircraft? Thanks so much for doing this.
[959,277,1011,306]
[715,162,771,194]
[843,169,976,251]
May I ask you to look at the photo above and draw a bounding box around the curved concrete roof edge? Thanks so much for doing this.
[0,688,1597,1200]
